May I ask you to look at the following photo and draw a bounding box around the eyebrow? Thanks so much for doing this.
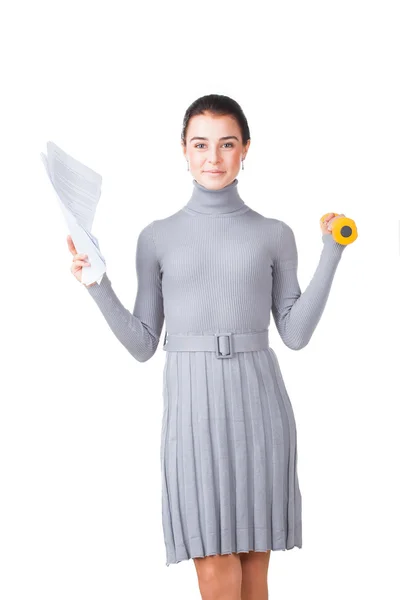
[189,136,240,143]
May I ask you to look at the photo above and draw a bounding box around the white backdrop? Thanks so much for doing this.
[1,1,399,599]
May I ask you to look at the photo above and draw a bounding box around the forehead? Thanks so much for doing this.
[186,112,240,137]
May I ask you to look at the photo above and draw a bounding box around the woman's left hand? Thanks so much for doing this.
[320,213,345,235]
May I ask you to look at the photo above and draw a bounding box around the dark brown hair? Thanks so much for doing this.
[181,94,251,146]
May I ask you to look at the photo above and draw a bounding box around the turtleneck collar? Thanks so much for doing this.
[183,178,248,216]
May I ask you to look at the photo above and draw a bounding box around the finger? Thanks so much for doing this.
[67,235,77,255]
[328,214,346,229]
[73,259,90,267]
[73,253,89,262]
[327,218,336,230]
[321,217,334,232]
[320,213,334,226]
[325,213,336,222]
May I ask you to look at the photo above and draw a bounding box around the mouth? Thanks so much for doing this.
[204,170,225,174]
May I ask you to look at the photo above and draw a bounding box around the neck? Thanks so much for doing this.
[184,178,247,215]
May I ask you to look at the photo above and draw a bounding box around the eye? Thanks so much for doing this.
[194,142,234,149]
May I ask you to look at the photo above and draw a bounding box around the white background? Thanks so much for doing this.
[1,1,399,598]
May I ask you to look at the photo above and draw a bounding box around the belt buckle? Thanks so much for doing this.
[215,333,233,359]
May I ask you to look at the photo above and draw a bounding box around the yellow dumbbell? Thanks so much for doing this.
[320,213,358,245]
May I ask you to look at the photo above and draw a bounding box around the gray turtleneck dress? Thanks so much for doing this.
[86,178,346,566]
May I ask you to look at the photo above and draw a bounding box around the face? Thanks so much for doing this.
[182,112,251,190]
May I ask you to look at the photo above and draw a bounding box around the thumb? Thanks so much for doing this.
[67,235,77,255]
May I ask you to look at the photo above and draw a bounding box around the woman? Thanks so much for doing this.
[68,94,347,600]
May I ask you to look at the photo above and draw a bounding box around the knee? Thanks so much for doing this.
[240,550,271,578]
[194,554,242,600]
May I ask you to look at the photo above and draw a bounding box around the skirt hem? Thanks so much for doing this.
[165,541,302,567]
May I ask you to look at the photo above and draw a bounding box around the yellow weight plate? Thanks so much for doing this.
[331,217,358,245]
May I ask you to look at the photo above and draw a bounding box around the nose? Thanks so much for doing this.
[208,146,221,164]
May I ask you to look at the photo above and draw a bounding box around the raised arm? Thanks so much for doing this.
[271,221,346,350]
[86,221,164,362]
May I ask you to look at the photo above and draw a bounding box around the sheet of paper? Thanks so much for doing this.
[40,142,106,285]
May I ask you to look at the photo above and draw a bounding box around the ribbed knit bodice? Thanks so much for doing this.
[87,178,346,362]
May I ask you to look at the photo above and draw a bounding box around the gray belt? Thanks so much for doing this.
[162,330,269,359]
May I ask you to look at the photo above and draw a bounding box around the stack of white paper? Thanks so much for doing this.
[40,141,106,285]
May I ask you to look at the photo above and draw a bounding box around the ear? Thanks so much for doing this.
[243,139,251,159]
[181,140,187,159]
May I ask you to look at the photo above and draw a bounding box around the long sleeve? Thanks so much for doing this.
[271,221,346,351]
[85,221,164,362]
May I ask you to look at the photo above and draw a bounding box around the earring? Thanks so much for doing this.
[187,160,190,171]
[241,158,245,170]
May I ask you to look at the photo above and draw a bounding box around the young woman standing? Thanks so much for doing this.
[68,94,347,600]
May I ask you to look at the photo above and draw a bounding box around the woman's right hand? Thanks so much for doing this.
[67,235,96,287]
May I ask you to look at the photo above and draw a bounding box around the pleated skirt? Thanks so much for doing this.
[160,346,302,567]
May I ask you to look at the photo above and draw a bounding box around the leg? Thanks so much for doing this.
[240,550,271,600]
[193,552,242,600]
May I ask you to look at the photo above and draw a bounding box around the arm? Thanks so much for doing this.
[271,221,346,351]
[85,221,164,362]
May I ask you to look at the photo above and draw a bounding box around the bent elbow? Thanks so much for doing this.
[135,348,157,363]
[132,335,160,363]
[289,340,308,351]
[118,326,160,363]
[282,335,311,351]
